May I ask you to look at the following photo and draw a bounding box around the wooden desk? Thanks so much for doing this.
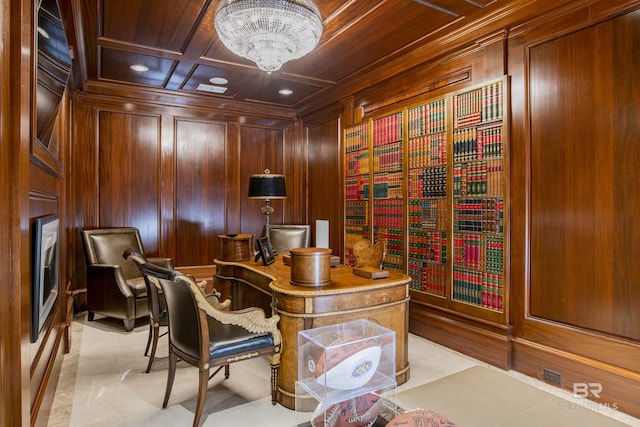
[214,256,411,409]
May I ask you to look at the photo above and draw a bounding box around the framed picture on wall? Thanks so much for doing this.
[31,214,60,343]
[256,236,275,266]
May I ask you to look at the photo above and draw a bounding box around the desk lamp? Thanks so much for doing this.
[248,169,286,227]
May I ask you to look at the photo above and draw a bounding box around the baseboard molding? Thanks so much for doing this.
[511,338,640,419]
[409,301,512,369]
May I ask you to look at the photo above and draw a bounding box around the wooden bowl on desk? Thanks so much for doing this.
[289,247,332,287]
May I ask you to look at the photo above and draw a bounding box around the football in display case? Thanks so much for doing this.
[297,319,396,404]
[295,383,400,427]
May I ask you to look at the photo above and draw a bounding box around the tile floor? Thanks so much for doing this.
[47,313,640,427]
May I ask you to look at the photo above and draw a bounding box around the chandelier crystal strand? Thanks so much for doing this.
[214,0,323,73]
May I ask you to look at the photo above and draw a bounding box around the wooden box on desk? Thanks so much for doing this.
[218,234,253,262]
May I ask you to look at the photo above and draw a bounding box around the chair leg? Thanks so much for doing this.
[270,364,278,405]
[145,325,160,373]
[87,312,95,321]
[144,322,153,356]
[193,367,210,427]
[163,349,177,409]
[123,318,135,332]
[224,364,230,379]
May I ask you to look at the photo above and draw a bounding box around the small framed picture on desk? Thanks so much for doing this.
[256,236,275,266]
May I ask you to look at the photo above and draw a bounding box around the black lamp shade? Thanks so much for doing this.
[248,173,287,199]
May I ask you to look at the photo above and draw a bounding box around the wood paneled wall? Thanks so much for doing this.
[529,10,640,341]
[70,89,305,297]
[507,0,640,417]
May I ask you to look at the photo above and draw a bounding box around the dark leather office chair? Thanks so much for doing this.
[138,262,281,427]
[125,248,231,373]
[123,248,169,373]
[266,224,311,254]
[82,227,173,331]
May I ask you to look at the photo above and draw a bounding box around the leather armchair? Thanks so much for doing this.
[82,227,173,331]
[266,224,311,254]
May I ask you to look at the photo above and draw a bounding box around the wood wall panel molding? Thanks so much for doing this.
[527,10,640,340]
[506,1,640,419]
[520,318,640,373]
[174,119,227,265]
[512,339,640,419]
[80,81,298,124]
[409,301,512,370]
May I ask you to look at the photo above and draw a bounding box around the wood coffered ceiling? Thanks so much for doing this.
[70,0,517,111]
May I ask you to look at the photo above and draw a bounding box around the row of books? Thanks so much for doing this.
[408,165,447,198]
[408,261,446,297]
[344,122,369,152]
[408,198,447,231]
[383,253,404,272]
[345,150,370,176]
[373,198,404,228]
[407,132,447,169]
[373,112,403,146]
[454,81,503,129]
[453,124,504,163]
[373,172,403,199]
[380,227,404,260]
[373,143,403,172]
[345,200,368,224]
[407,98,447,138]
[453,160,503,197]
[453,268,504,311]
[408,230,447,264]
[345,176,369,201]
[344,226,370,261]
[453,233,504,273]
[453,197,504,233]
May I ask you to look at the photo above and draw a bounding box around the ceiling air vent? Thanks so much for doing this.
[196,84,227,94]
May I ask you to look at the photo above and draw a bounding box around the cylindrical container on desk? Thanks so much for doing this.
[218,233,253,262]
[289,248,332,287]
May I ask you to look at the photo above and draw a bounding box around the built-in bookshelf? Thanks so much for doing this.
[342,76,507,318]
[407,97,448,296]
[451,79,505,312]
[372,111,404,271]
[344,121,370,265]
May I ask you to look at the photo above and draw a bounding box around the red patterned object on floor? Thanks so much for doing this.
[385,408,456,426]
[311,392,383,427]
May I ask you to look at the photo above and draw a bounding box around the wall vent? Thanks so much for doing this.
[543,368,562,385]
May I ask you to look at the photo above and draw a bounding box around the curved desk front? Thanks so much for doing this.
[214,256,411,409]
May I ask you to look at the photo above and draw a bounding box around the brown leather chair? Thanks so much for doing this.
[138,262,281,427]
[126,247,230,373]
[82,227,173,331]
[266,224,311,254]
[123,248,169,372]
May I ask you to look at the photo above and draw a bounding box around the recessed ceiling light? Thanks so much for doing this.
[209,77,229,85]
[279,89,293,96]
[130,64,149,72]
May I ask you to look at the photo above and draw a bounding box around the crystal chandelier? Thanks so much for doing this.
[214,0,323,73]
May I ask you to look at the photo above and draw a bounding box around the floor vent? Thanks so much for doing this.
[543,368,562,385]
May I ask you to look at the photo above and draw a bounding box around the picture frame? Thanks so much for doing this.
[256,236,275,266]
[31,214,60,343]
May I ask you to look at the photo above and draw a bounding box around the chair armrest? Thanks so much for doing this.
[87,264,133,298]
[147,257,174,269]
[177,275,281,347]
[195,280,232,310]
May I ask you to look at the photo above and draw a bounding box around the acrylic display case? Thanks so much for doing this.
[295,319,398,426]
